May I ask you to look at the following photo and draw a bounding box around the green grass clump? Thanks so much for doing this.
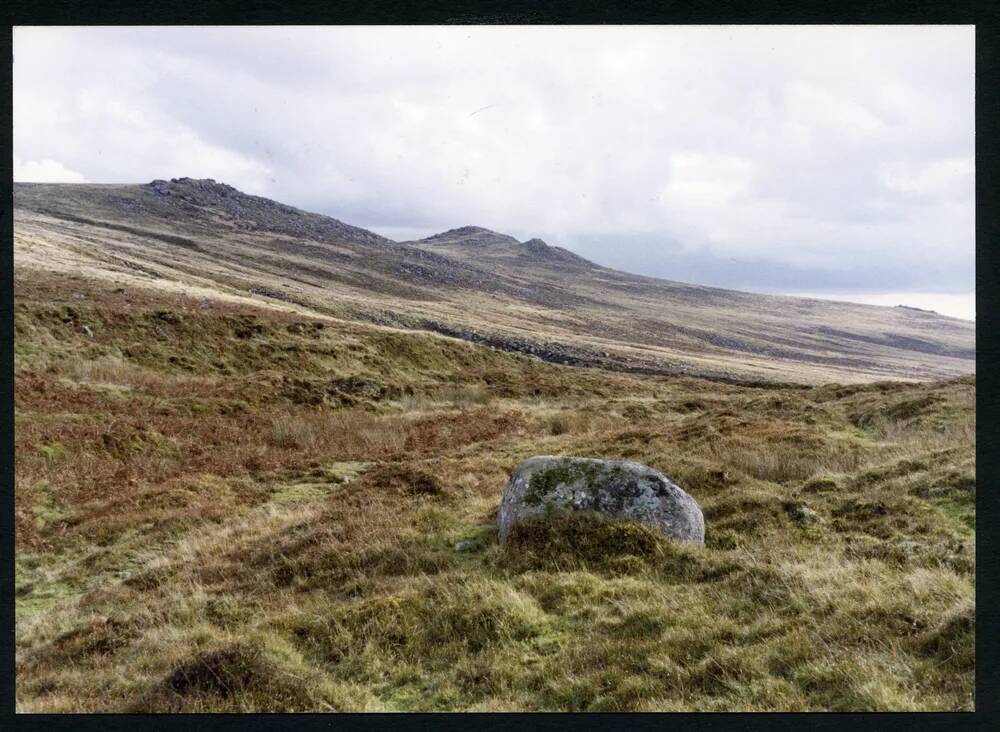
[315,579,547,660]
[499,512,710,579]
[913,599,975,670]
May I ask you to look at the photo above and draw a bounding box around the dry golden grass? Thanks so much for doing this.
[14,269,975,712]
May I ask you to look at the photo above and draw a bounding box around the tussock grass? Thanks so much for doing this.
[14,270,975,712]
[266,411,407,456]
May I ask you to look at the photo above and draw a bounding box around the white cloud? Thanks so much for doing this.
[785,290,975,321]
[13,156,87,183]
[662,153,755,209]
[880,156,974,198]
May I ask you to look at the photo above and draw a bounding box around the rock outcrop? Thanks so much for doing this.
[145,178,392,247]
[498,456,704,545]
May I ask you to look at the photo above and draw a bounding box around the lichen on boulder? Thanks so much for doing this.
[498,456,704,546]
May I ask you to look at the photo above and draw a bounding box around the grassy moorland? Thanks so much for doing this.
[14,268,974,712]
[13,179,975,384]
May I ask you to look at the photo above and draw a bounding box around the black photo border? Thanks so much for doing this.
[0,2,995,730]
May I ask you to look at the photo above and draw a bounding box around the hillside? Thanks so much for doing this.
[14,178,974,384]
[13,177,976,712]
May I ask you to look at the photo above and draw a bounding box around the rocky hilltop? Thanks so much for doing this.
[145,177,394,247]
[409,226,594,269]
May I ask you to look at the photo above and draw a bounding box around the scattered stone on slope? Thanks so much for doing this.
[411,318,791,387]
[498,456,705,545]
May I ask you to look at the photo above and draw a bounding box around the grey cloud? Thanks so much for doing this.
[566,233,974,296]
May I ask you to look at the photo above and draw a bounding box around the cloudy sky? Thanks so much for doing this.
[14,26,975,319]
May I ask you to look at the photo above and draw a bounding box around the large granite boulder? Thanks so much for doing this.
[498,456,704,545]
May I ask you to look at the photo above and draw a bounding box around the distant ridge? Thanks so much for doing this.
[409,226,595,269]
[13,178,976,384]
[420,225,515,244]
